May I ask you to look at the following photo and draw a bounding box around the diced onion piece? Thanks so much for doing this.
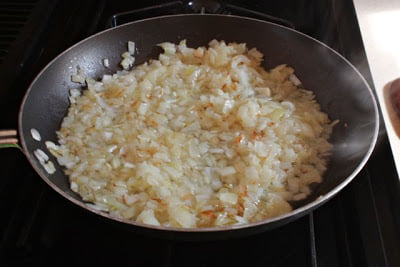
[209,148,224,154]
[158,42,176,54]
[193,47,204,58]
[123,162,135,169]
[108,145,118,153]
[123,194,139,205]
[292,193,307,201]
[248,47,263,62]
[103,58,110,68]
[255,87,271,96]
[69,88,81,104]
[71,68,86,84]
[137,209,160,226]
[34,149,49,163]
[137,102,148,115]
[104,132,113,140]
[169,206,196,228]
[111,157,121,169]
[30,128,41,141]
[70,181,78,192]
[281,101,295,112]
[45,141,59,152]
[237,101,260,128]
[43,160,56,174]
[219,192,238,205]
[217,166,236,176]
[289,73,302,86]
[121,55,135,70]
[128,41,135,55]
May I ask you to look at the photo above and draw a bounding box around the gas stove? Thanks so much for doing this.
[0,1,399,266]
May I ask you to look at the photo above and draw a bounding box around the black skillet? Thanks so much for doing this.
[11,15,378,240]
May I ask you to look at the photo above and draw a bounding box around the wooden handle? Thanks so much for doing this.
[0,129,18,144]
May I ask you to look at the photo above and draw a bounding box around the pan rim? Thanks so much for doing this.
[18,13,380,233]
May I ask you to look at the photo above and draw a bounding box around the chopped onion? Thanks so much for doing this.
[46,40,335,228]
[34,149,49,163]
[103,58,110,68]
[30,128,41,141]
[289,73,302,86]
[128,41,135,55]
[217,166,236,176]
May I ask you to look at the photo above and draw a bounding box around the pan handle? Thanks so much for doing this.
[0,129,21,149]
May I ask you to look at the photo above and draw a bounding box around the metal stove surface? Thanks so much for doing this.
[0,1,399,266]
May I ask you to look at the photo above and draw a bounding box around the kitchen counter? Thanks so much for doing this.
[353,0,400,177]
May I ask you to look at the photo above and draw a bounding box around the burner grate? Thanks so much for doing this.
[0,1,38,64]
[107,0,294,29]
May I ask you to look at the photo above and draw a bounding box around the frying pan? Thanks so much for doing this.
[6,14,379,240]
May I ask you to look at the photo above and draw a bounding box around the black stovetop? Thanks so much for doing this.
[1,1,400,266]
